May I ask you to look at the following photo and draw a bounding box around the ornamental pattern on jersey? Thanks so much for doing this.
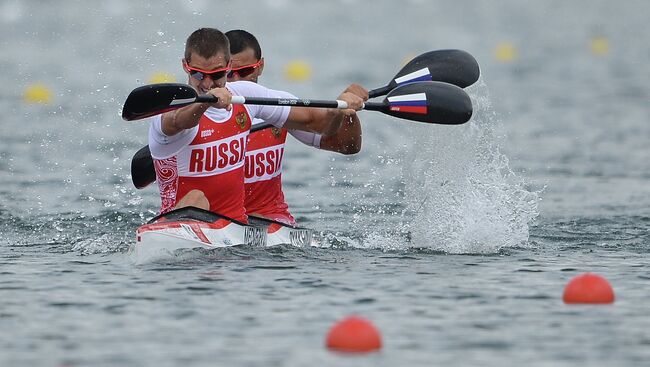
[235,112,248,129]
[154,156,179,213]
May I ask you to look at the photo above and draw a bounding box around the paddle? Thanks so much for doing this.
[122,81,471,123]
[244,49,480,132]
[122,49,479,121]
[127,81,472,188]
[368,49,480,98]
[131,145,155,189]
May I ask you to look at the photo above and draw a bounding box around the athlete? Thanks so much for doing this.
[225,29,367,225]
[148,28,366,223]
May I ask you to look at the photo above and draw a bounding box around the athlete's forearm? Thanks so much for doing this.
[320,115,362,154]
[320,108,345,137]
[161,103,210,136]
[284,106,343,135]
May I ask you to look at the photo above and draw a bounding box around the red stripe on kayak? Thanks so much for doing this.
[211,218,232,230]
[266,223,283,234]
[389,105,427,114]
[189,223,211,244]
[137,219,232,232]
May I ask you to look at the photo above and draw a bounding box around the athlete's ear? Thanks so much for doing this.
[258,57,265,77]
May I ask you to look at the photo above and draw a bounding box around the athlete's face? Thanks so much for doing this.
[183,51,230,93]
[228,47,264,83]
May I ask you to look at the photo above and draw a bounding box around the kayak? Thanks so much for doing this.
[131,206,314,262]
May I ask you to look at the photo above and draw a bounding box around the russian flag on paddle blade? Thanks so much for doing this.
[387,92,427,114]
[394,68,432,85]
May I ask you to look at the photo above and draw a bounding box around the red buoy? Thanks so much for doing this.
[563,272,615,304]
[325,316,382,352]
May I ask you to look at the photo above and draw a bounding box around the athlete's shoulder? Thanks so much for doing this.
[226,80,258,96]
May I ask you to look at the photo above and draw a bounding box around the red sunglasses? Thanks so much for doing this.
[227,59,263,79]
[183,60,231,81]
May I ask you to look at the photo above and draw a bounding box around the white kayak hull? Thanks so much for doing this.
[131,207,314,263]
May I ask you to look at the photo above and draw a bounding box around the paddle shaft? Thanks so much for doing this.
[368,85,392,99]
[199,95,385,111]
[240,97,388,133]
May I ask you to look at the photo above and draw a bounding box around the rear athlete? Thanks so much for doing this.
[226,29,367,225]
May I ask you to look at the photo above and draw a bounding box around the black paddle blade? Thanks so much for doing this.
[122,83,198,121]
[131,145,156,189]
[369,49,480,98]
[381,81,473,125]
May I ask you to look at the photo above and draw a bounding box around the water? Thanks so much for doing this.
[2,1,650,366]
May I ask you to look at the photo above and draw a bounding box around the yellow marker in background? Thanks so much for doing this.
[284,60,312,82]
[590,37,610,56]
[23,83,53,104]
[148,71,176,83]
[494,42,518,63]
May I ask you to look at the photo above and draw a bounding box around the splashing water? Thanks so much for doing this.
[398,80,540,253]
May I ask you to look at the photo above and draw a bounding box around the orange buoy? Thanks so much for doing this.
[563,272,615,304]
[326,316,382,352]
